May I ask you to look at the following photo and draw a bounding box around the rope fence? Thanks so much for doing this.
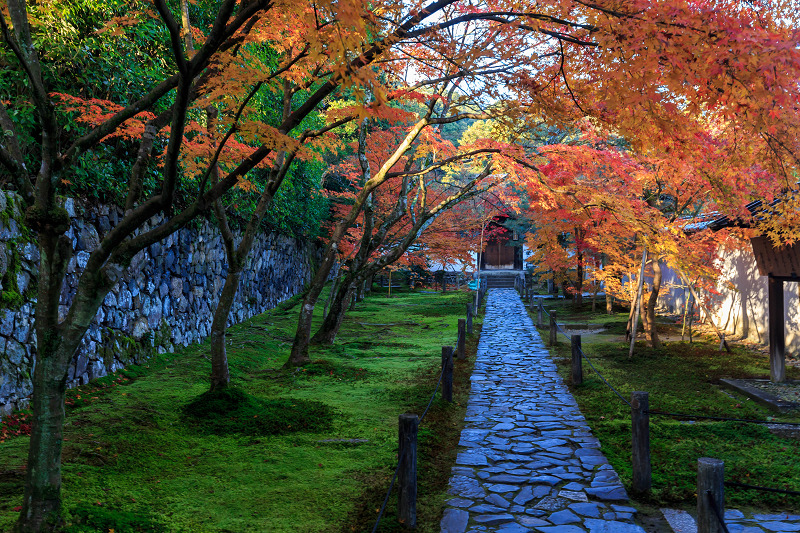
[537,300,800,425]
[530,294,800,513]
[724,481,800,497]
[371,302,472,531]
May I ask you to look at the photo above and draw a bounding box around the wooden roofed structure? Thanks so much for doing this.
[704,198,799,382]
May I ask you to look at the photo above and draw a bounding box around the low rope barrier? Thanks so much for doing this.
[706,490,731,533]
[371,464,401,533]
[371,355,447,531]
[577,345,632,408]
[540,306,632,407]
[420,369,444,424]
[536,297,800,509]
[646,409,800,426]
[725,480,800,497]
[538,305,800,425]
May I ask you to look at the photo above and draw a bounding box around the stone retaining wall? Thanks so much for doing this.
[0,191,317,416]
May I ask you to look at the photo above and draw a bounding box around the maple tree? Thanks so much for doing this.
[1,0,481,528]
[308,106,498,346]
[0,0,798,530]
[287,98,501,362]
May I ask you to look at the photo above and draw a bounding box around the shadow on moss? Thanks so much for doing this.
[182,387,335,436]
[64,503,166,533]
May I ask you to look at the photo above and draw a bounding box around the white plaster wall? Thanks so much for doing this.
[658,246,799,356]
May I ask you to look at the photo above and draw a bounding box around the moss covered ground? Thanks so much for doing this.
[0,286,480,532]
[534,296,800,513]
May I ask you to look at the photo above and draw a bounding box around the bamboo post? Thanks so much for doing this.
[549,310,558,346]
[398,414,419,528]
[631,391,651,493]
[571,335,583,385]
[441,346,453,402]
[697,458,725,533]
[457,319,466,360]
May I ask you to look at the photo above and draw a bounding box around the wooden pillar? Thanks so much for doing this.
[466,304,473,334]
[398,414,419,528]
[457,319,466,360]
[571,335,583,385]
[697,458,725,533]
[441,346,453,402]
[768,276,786,382]
[631,391,651,493]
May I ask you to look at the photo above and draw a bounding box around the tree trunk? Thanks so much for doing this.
[17,231,92,532]
[311,286,353,345]
[641,260,662,348]
[287,245,340,366]
[574,236,583,308]
[209,267,242,389]
[322,266,341,320]
[348,283,358,310]
[313,274,355,345]
[15,356,67,532]
[356,279,365,302]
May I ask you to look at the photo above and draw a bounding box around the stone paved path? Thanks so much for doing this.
[441,289,645,533]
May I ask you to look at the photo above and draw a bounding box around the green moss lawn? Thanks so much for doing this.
[0,286,479,532]
[535,296,800,513]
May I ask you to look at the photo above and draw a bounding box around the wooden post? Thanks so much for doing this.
[398,414,419,528]
[441,346,453,402]
[537,298,544,329]
[571,335,583,385]
[697,458,725,533]
[529,295,535,313]
[466,303,473,334]
[768,276,786,382]
[631,391,651,493]
[549,310,558,346]
[457,319,466,360]
[475,289,482,311]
